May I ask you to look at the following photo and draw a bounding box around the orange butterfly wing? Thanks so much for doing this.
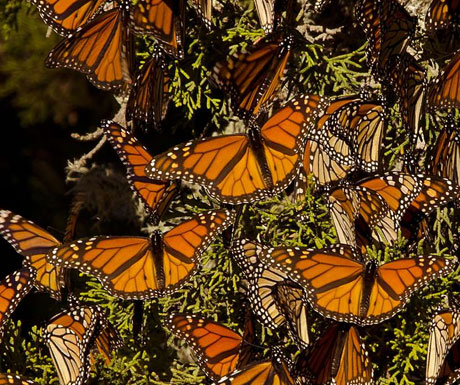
[299,324,373,385]
[103,121,178,221]
[366,256,455,321]
[130,0,184,58]
[31,0,106,36]
[428,50,460,111]
[46,6,132,91]
[431,124,460,186]
[146,94,327,204]
[166,313,246,380]
[0,268,35,343]
[217,359,295,385]
[426,0,460,32]
[261,244,455,325]
[49,210,235,299]
[213,37,292,119]
[427,310,460,385]
[126,53,171,130]
[0,210,64,300]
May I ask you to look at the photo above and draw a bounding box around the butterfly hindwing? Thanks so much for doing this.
[103,121,178,221]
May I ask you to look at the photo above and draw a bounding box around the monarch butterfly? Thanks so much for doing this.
[45,304,121,385]
[212,35,293,119]
[257,243,456,326]
[126,51,171,131]
[46,1,133,91]
[165,312,254,380]
[426,0,460,32]
[130,0,185,58]
[428,49,460,111]
[0,374,38,385]
[355,0,416,81]
[385,54,426,141]
[146,94,328,204]
[293,324,373,385]
[102,120,178,222]
[232,239,309,348]
[426,308,460,385]
[30,0,107,36]
[0,268,35,344]
[299,96,385,188]
[431,120,460,186]
[0,210,65,300]
[48,209,235,299]
[217,355,295,384]
[328,173,459,249]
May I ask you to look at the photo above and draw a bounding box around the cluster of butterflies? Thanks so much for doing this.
[2,0,460,383]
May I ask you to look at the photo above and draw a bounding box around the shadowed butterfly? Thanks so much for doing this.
[166,312,254,381]
[293,323,373,385]
[0,268,35,344]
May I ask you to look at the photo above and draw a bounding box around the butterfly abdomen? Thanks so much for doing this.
[360,260,378,317]
[151,231,166,288]
[248,127,273,188]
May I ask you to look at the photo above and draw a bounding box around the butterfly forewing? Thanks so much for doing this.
[31,0,107,36]
[0,210,64,300]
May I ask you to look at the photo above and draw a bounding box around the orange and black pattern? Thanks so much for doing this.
[126,51,171,130]
[130,0,184,58]
[429,49,460,111]
[213,35,293,119]
[431,120,460,186]
[301,96,385,187]
[103,121,178,221]
[231,239,309,348]
[217,357,295,385]
[48,210,235,299]
[46,2,133,91]
[258,244,455,326]
[31,0,107,36]
[0,268,35,344]
[0,210,64,300]
[355,0,416,81]
[146,94,328,204]
[426,0,460,32]
[166,313,253,380]
[293,324,373,385]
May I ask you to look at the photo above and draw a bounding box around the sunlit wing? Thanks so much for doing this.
[49,210,234,299]
[46,6,132,91]
[0,210,64,300]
